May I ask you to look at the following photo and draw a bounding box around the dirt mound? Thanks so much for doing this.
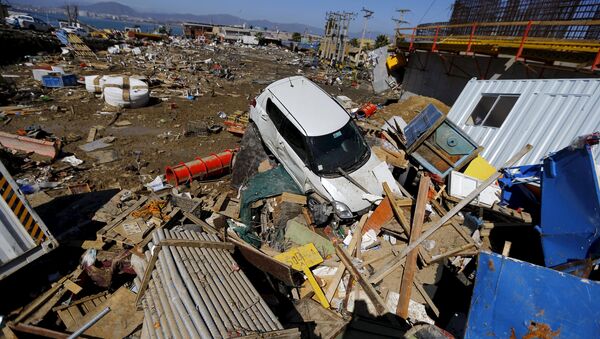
[379,95,450,123]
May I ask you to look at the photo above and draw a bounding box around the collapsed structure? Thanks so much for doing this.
[1,1,600,338]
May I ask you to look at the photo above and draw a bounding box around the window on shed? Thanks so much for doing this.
[266,98,285,131]
[466,94,520,128]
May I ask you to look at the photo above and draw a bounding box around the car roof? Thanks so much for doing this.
[267,76,350,137]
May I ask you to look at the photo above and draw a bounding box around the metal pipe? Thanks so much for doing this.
[162,229,228,337]
[154,257,194,339]
[171,230,251,334]
[153,232,201,338]
[156,229,211,338]
[142,299,162,339]
[148,279,169,339]
[145,249,182,339]
[183,230,265,330]
[186,231,270,331]
[151,271,182,338]
[142,301,158,339]
[67,306,110,339]
[203,232,282,330]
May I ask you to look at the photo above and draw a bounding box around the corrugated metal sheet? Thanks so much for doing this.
[447,78,600,167]
[0,160,57,280]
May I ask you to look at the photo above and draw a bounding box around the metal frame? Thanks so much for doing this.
[0,160,58,280]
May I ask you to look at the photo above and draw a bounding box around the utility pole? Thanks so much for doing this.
[392,9,410,42]
[359,7,374,52]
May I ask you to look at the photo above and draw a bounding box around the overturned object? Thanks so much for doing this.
[0,131,60,159]
[140,228,287,338]
[465,252,600,338]
[165,149,235,185]
[0,160,58,280]
[102,76,149,108]
[405,104,480,178]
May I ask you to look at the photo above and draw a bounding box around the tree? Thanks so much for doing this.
[349,38,359,47]
[291,32,302,42]
[375,34,390,48]
[255,31,264,40]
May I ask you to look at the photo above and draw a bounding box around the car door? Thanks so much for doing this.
[276,118,309,190]
[256,96,285,155]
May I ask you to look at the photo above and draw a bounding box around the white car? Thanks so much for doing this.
[9,15,50,32]
[250,76,401,221]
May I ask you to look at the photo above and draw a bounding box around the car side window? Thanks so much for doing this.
[280,119,309,164]
[266,98,285,130]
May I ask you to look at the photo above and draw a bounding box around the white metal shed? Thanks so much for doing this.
[447,78,600,167]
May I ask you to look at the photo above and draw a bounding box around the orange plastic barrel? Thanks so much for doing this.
[357,103,377,118]
[165,149,235,186]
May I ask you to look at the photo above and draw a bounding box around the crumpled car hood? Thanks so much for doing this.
[320,152,401,213]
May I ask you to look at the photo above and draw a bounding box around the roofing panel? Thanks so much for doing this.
[447,78,600,167]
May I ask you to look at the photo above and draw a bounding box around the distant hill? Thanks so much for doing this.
[10,0,387,37]
[80,1,137,16]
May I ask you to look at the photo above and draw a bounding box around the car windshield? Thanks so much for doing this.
[307,120,370,175]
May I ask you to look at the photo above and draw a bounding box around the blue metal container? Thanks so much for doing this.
[539,144,600,267]
[41,74,77,88]
[465,251,600,338]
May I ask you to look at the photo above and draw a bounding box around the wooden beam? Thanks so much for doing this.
[430,243,477,263]
[383,182,410,235]
[135,244,161,305]
[394,144,532,265]
[183,211,218,234]
[502,241,512,256]
[324,214,367,302]
[335,245,388,316]
[8,322,69,339]
[397,176,430,318]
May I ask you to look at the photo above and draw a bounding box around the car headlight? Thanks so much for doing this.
[332,201,353,219]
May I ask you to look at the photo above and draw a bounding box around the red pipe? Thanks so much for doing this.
[165,149,236,185]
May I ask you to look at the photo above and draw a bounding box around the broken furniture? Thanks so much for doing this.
[404,104,480,178]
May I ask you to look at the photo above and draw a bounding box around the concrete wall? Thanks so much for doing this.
[402,51,599,106]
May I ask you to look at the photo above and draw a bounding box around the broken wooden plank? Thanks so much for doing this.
[8,322,68,339]
[276,192,307,205]
[324,214,367,302]
[394,144,533,266]
[502,241,512,256]
[397,176,430,318]
[64,279,82,295]
[75,287,143,338]
[335,245,387,316]
[383,182,410,235]
[135,244,162,305]
[183,211,218,234]
[430,243,477,263]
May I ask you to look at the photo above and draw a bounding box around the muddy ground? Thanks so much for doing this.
[1,42,376,194]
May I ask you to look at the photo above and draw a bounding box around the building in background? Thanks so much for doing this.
[448,0,600,39]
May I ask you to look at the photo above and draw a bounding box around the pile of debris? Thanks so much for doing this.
[1,29,599,339]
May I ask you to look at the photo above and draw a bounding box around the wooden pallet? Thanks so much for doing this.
[54,292,109,330]
[67,34,96,59]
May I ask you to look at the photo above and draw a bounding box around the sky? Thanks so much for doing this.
[113,0,456,36]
